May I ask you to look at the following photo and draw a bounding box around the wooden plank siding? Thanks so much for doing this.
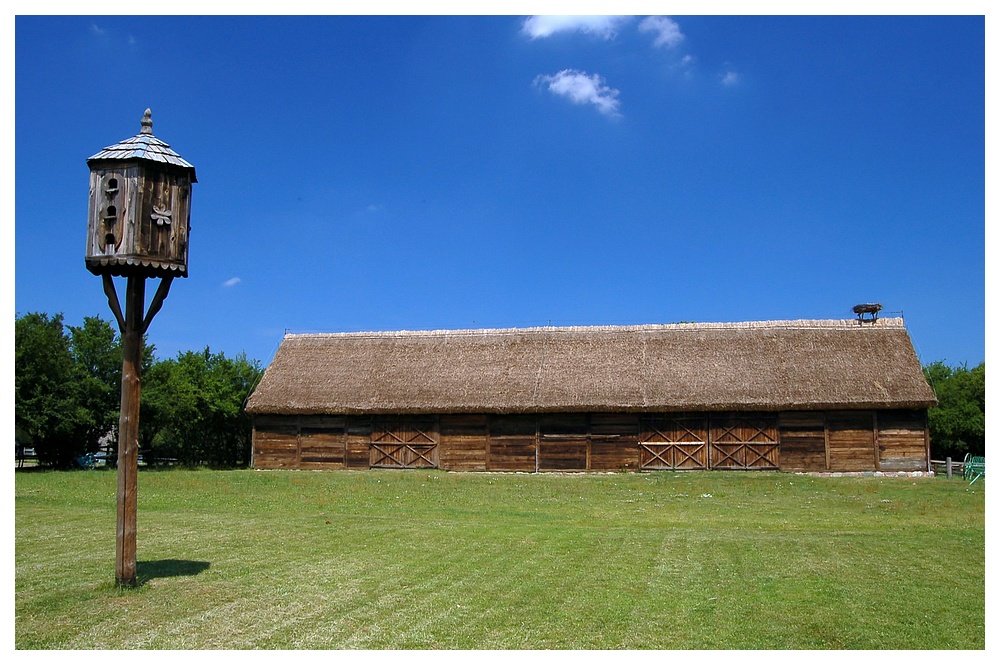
[345,417,373,469]
[876,409,930,472]
[251,416,300,470]
[439,414,489,471]
[488,415,537,472]
[538,414,589,472]
[299,416,346,470]
[827,411,877,472]
[251,410,929,473]
[777,412,827,472]
[590,413,640,471]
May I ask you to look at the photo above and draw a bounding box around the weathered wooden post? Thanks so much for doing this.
[85,109,196,586]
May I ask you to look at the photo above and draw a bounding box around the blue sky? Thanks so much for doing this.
[13,12,987,368]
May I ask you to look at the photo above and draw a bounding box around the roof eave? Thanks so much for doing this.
[245,401,937,416]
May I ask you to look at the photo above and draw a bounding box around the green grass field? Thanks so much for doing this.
[14,468,985,649]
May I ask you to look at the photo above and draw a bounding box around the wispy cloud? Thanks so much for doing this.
[90,24,138,47]
[222,277,242,288]
[535,69,621,117]
[521,16,630,40]
[722,71,740,86]
[638,16,684,48]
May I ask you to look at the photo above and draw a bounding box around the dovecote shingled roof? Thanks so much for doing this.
[87,109,197,180]
[245,318,938,416]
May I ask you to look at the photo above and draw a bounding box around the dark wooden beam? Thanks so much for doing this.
[102,274,126,333]
[115,274,144,587]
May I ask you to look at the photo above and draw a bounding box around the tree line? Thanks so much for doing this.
[923,361,985,460]
[15,312,986,469]
[15,312,262,468]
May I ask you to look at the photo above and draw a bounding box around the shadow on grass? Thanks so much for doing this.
[137,559,211,584]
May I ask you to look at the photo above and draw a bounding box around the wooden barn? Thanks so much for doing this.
[245,318,937,474]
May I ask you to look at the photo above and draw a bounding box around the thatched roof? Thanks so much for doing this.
[245,318,937,415]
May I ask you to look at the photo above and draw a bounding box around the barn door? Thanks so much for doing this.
[709,413,779,470]
[370,416,439,469]
[639,415,708,470]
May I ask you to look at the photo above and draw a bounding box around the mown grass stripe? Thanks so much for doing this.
[15,469,984,649]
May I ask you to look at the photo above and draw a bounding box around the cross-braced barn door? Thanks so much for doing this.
[370,416,439,469]
[709,414,779,470]
[639,415,708,470]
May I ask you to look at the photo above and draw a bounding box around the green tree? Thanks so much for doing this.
[923,361,985,459]
[68,316,123,457]
[141,347,261,467]
[16,312,162,468]
[15,313,88,467]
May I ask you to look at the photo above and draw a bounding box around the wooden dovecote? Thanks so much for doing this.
[85,109,197,278]
[84,109,197,587]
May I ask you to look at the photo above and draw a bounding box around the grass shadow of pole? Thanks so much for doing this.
[136,559,210,585]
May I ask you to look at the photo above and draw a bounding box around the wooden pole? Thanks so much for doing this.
[115,274,145,587]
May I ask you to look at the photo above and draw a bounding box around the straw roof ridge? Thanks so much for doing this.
[283,317,906,341]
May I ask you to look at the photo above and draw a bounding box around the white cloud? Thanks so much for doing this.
[521,15,630,40]
[638,16,684,48]
[222,277,241,288]
[722,71,740,86]
[535,69,621,117]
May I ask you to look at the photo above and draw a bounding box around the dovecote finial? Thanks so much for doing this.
[140,108,153,134]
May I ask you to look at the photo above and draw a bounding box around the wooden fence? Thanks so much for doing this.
[930,458,967,479]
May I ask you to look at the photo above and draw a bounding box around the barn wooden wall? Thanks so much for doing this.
[251,410,929,473]
[774,410,928,473]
